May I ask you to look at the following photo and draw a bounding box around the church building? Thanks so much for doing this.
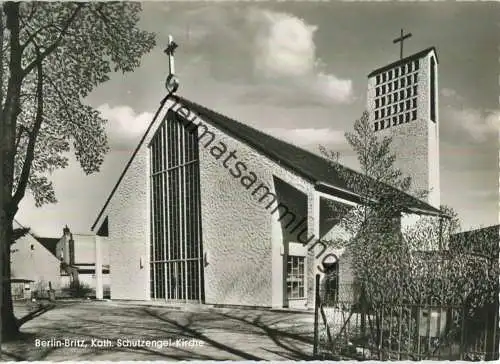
[91,43,443,308]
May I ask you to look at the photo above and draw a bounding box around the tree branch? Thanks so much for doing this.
[14,125,28,152]
[21,3,84,78]
[19,23,58,53]
[12,45,44,206]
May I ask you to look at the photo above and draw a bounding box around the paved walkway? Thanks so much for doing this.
[3,300,316,361]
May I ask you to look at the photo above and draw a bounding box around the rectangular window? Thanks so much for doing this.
[382,85,386,94]
[374,121,379,131]
[407,87,412,97]
[375,110,379,119]
[393,116,398,126]
[413,73,418,83]
[406,100,411,109]
[430,57,436,122]
[376,75,381,84]
[400,90,404,99]
[150,111,204,302]
[376,87,380,96]
[395,68,399,77]
[382,97,386,106]
[287,256,305,299]
[382,73,386,82]
[412,110,417,120]
[399,114,404,124]
[407,75,412,85]
[388,83,392,92]
[412,98,417,108]
[381,108,385,118]
[415,59,420,70]
[399,102,404,112]
[380,120,385,129]
[405,112,410,123]
[393,105,397,114]
[375,99,379,108]
[387,106,392,116]
[401,78,405,87]
[413,85,418,96]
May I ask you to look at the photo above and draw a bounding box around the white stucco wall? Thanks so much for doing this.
[94,98,375,307]
[91,102,169,300]
[11,233,61,292]
[70,234,110,266]
[176,104,315,308]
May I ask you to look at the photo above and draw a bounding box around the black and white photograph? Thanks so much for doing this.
[0,1,498,361]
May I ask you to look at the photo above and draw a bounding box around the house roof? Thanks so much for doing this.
[91,95,443,230]
[367,47,438,78]
[13,219,60,258]
[450,225,499,258]
[35,237,60,258]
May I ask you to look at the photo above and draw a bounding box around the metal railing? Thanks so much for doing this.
[313,274,499,361]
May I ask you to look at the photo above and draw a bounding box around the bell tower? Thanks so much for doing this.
[366,46,440,208]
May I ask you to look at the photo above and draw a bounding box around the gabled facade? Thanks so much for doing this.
[11,220,61,296]
[91,95,442,309]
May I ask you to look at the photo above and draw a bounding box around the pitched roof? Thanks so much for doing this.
[367,47,438,78]
[450,225,499,258]
[91,95,443,230]
[35,237,60,258]
[12,219,61,259]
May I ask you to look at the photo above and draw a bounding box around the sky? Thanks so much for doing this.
[16,1,499,237]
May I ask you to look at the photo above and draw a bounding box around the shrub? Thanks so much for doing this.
[62,281,93,298]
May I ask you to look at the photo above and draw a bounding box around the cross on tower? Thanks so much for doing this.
[393,29,412,60]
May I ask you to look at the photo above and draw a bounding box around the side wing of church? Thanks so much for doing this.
[91,94,442,309]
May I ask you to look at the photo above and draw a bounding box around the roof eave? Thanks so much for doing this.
[367,47,438,78]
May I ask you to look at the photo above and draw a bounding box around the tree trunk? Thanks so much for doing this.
[1,219,18,339]
[1,3,23,341]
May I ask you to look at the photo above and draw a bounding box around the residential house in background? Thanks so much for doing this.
[11,220,61,299]
[11,221,110,298]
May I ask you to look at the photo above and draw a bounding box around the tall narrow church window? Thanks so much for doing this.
[287,255,305,299]
[150,111,204,302]
[430,57,436,122]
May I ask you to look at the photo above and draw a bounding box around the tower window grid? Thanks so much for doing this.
[373,64,420,131]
